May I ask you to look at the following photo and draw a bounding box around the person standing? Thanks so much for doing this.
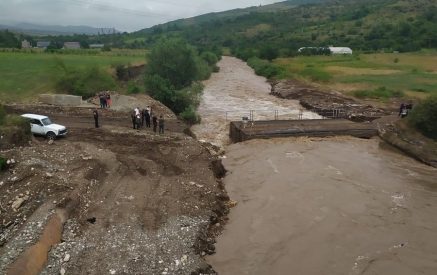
[131,110,137,129]
[144,108,151,128]
[152,114,158,133]
[158,115,165,134]
[141,108,145,127]
[106,93,111,108]
[398,103,405,117]
[93,109,99,128]
[99,94,105,109]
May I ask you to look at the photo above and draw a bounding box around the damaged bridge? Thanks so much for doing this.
[229,119,378,143]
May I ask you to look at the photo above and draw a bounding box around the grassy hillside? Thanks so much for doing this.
[0,50,145,102]
[130,0,437,54]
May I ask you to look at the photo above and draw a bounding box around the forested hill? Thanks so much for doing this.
[128,0,437,55]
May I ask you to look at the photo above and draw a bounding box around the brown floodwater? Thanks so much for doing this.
[195,57,437,274]
[191,56,320,147]
[207,137,437,275]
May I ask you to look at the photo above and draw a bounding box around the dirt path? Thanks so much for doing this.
[1,113,228,274]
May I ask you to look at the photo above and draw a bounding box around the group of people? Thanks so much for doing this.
[131,106,165,134]
[99,92,111,109]
[399,102,413,118]
[92,106,165,134]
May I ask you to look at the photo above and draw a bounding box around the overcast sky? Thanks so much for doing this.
[0,0,283,32]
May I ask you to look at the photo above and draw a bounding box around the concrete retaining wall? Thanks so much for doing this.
[39,94,82,106]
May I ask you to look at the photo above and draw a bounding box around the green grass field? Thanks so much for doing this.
[0,50,146,103]
[274,51,437,100]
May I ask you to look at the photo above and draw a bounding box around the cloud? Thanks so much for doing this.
[0,0,281,32]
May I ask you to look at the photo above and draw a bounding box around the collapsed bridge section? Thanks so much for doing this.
[229,119,378,143]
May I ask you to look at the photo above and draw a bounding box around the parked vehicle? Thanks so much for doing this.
[21,114,68,139]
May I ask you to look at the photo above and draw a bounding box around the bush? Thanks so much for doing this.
[115,64,129,81]
[247,57,283,78]
[200,51,219,66]
[353,86,404,99]
[127,82,141,94]
[408,95,437,139]
[56,66,116,98]
[179,105,201,124]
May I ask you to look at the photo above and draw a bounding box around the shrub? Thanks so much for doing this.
[247,57,283,78]
[179,105,201,124]
[127,82,141,94]
[115,64,129,81]
[408,95,437,139]
[200,51,219,66]
[56,66,116,98]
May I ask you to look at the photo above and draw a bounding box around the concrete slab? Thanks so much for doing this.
[229,119,378,142]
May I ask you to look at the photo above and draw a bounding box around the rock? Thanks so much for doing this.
[109,269,116,274]
[48,139,54,145]
[60,268,66,275]
[12,195,29,211]
[226,200,238,208]
[81,155,93,160]
[63,253,70,262]
[45,172,54,178]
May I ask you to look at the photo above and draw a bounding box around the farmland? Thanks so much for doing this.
[274,51,437,100]
[0,49,146,102]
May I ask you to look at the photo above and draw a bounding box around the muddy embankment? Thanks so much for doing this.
[271,79,437,168]
[270,79,390,121]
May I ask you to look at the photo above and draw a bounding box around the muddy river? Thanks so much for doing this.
[193,57,437,274]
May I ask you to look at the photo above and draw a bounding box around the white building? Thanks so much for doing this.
[63,42,81,49]
[21,40,31,49]
[329,47,353,55]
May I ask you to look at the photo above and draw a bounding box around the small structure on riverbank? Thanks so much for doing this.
[229,119,377,142]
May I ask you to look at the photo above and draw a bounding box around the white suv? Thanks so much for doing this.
[21,114,68,139]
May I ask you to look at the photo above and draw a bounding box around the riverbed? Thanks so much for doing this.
[193,56,437,274]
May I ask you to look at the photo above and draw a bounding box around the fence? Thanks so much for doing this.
[224,108,381,122]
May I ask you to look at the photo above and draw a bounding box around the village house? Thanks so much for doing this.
[329,47,353,54]
[36,41,50,49]
[89,44,104,49]
[21,40,31,49]
[63,42,81,49]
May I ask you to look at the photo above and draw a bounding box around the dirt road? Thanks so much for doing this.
[1,112,228,274]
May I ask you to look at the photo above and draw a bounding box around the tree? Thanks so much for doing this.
[146,38,198,89]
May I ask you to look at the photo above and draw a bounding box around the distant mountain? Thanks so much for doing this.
[0,22,119,36]
[136,0,325,34]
